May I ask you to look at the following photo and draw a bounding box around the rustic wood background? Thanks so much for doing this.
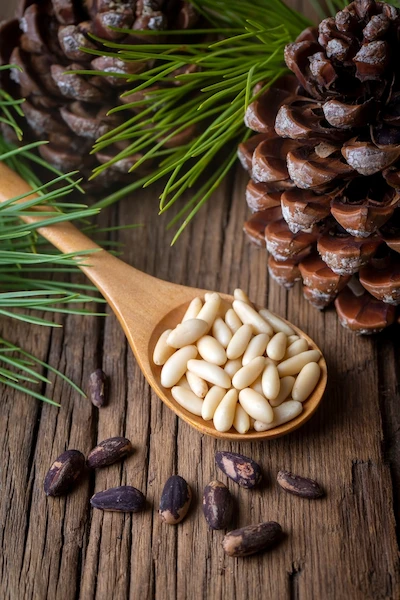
[1,1,400,599]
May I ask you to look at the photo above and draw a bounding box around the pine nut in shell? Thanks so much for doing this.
[225,308,242,333]
[197,335,227,366]
[213,389,238,432]
[167,318,209,349]
[197,293,221,329]
[242,333,270,366]
[239,388,274,423]
[153,329,175,366]
[232,356,265,390]
[233,300,273,335]
[253,400,303,431]
[186,370,208,398]
[171,386,203,416]
[267,332,287,361]
[226,324,253,360]
[258,308,295,336]
[277,350,320,377]
[212,317,232,348]
[233,404,250,434]
[262,362,280,401]
[269,376,295,407]
[224,359,242,378]
[284,337,308,359]
[182,297,202,321]
[202,386,226,421]
[161,346,198,388]
[292,362,321,403]
[187,359,231,388]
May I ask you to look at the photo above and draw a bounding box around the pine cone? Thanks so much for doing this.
[240,0,400,333]
[0,0,197,188]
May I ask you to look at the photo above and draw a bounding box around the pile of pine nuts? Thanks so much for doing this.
[153,289,322,434]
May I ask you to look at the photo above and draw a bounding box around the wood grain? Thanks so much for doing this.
[1,1,400,599]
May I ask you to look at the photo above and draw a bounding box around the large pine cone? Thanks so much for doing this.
[0,0,197,187]
[240,0,400,333]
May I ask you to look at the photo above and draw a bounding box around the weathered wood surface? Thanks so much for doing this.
[1,2,400,599]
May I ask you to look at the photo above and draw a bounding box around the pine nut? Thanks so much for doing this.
[201,386,226,421]
[238,388,274,423]
[232,356,266,390]
[233,300,273,335]
[269,376,295,407]
[292,362,321,402]
[224,359,243,378]
[253,400,303,431]
[284,338,308,359]
[212,317,232,348]
[277,350,321,377]
[197,335,227,366]
[242,333,270,366]
[187,359,231,388]
[258,308,295,336]
[226,324,253,360]
[249,417,256,429]
[161,346,198,388]
[267,332,287,361]
[233,404,250,434]
[213,389,238,432]
[250,375,263,395]
[205,293,230,318]
[233,288,253,306]
[197,293,222,330]
[167,318,209,349]
[262,362,280,401]
[287,335,300,345]
[153,329,175,366]
[171,386,203,416]
[225,308,242,333]
[186,370,208,398]
[182,297,202,322]
[177,375,191,390]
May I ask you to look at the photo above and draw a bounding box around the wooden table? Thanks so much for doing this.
[1,2,400,599]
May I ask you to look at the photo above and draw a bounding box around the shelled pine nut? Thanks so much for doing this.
[171,386,203,416]
[187,359,231,388]
[202,386,226,421]
[277,350,321,377]
[226,324,253,360]
[292,362,321,402]
[161,346,198,388]
[233,404,250,434]
[212,318,233,348]
[186,371,208,398]
[225,309,242,333]
[167,319,209,349]
[284,338,308,359]
[197,335,227,366]
[242,333,270,366]
[269,376,295,407]
[232,356,265,390]
[224,359,243,378]
[253,400,303,431]
[213,389,238,432]
[153,289,323,435]
[182,297,203,321]
[239,388,274,423]
[267,332,287,361]
[153,330,175,366]
[233,300,273,335]
[258,308,295,336]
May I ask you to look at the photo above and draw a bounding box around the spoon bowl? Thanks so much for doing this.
[0,162,327,440]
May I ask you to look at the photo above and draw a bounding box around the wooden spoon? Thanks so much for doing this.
[0,162,327,440]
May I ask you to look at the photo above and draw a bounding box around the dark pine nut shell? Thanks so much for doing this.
[277,470,324,499]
